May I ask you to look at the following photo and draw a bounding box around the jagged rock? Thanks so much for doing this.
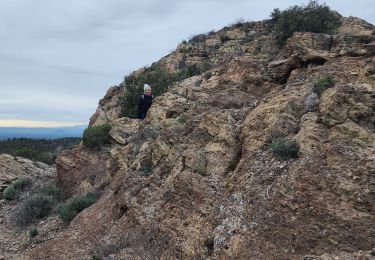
[109,117,140,145]
[286,17,375,62]
[56,145,110,198]
[268,59,291,82]
[319,83,375,129]
[334,17,375,57]
[205,36,221,48]
[286,32,333,62]
[160,51,188,73]
[89,86,124,126]
[339,16,375,38]
[225,28,246,41]
[245,35,279,58]
[185,56,206,66]
[267,54,302,83]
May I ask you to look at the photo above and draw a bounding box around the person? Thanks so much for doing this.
[138,84,154,120]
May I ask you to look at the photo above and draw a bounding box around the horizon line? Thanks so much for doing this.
[0,119,87,128]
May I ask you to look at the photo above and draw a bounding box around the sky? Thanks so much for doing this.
[0,0,374,127]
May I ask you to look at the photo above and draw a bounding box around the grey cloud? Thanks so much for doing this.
[0,53,116,78]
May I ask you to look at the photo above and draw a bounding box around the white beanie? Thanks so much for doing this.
[144,84,151,92]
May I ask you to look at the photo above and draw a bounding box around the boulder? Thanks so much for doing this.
[286,32,332,62]
[268,54,302,83]
[89,86,124,126]
[109,117,140,145]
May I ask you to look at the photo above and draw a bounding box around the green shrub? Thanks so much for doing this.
[15,194,54,226]
[15,148,56,164]
[207,30,215,36]
[0,137,80,165]
[13,178,32,190]
[189,33,206,43]
[271,138,299,160]
[14,147,38,159]
[83,124,112,149]
[196,164,208,176]
[3,186,17,200]
[271,0,341,45]
[36,151,56,164]
[177,113,188,124]
[219,32,230,43]
[3,178,32,200]
[41,183,62,201]
[178,63,210,84]
[200,61,212,73]
[58,192,98,223]
[231,18,245,28]
[313,75,334,97]
[29,227,38,237]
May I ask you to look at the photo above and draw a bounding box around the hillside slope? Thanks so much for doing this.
[0,154,57,259]
[26,16,375,259]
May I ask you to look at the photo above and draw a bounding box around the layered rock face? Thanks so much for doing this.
[0,154,54,195]
[28,17,375,259]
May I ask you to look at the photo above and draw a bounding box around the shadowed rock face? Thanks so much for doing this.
[26,16,375,259]
[55,145,110,198]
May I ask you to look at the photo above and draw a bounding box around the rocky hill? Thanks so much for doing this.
[5,12,375,260]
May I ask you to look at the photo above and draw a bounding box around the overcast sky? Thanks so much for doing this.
[0,0,374,127]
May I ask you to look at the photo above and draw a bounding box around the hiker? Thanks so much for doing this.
[138,84,154,120]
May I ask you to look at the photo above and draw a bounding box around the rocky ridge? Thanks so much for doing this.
[22,16,375,259]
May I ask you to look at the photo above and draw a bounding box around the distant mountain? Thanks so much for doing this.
[0,125,87,140]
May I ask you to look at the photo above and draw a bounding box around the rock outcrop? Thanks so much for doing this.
[0,155,56,259]
[56,145,110,198]
[89,86,125,126]
[0,154,54,195]
[25,16,375,260]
